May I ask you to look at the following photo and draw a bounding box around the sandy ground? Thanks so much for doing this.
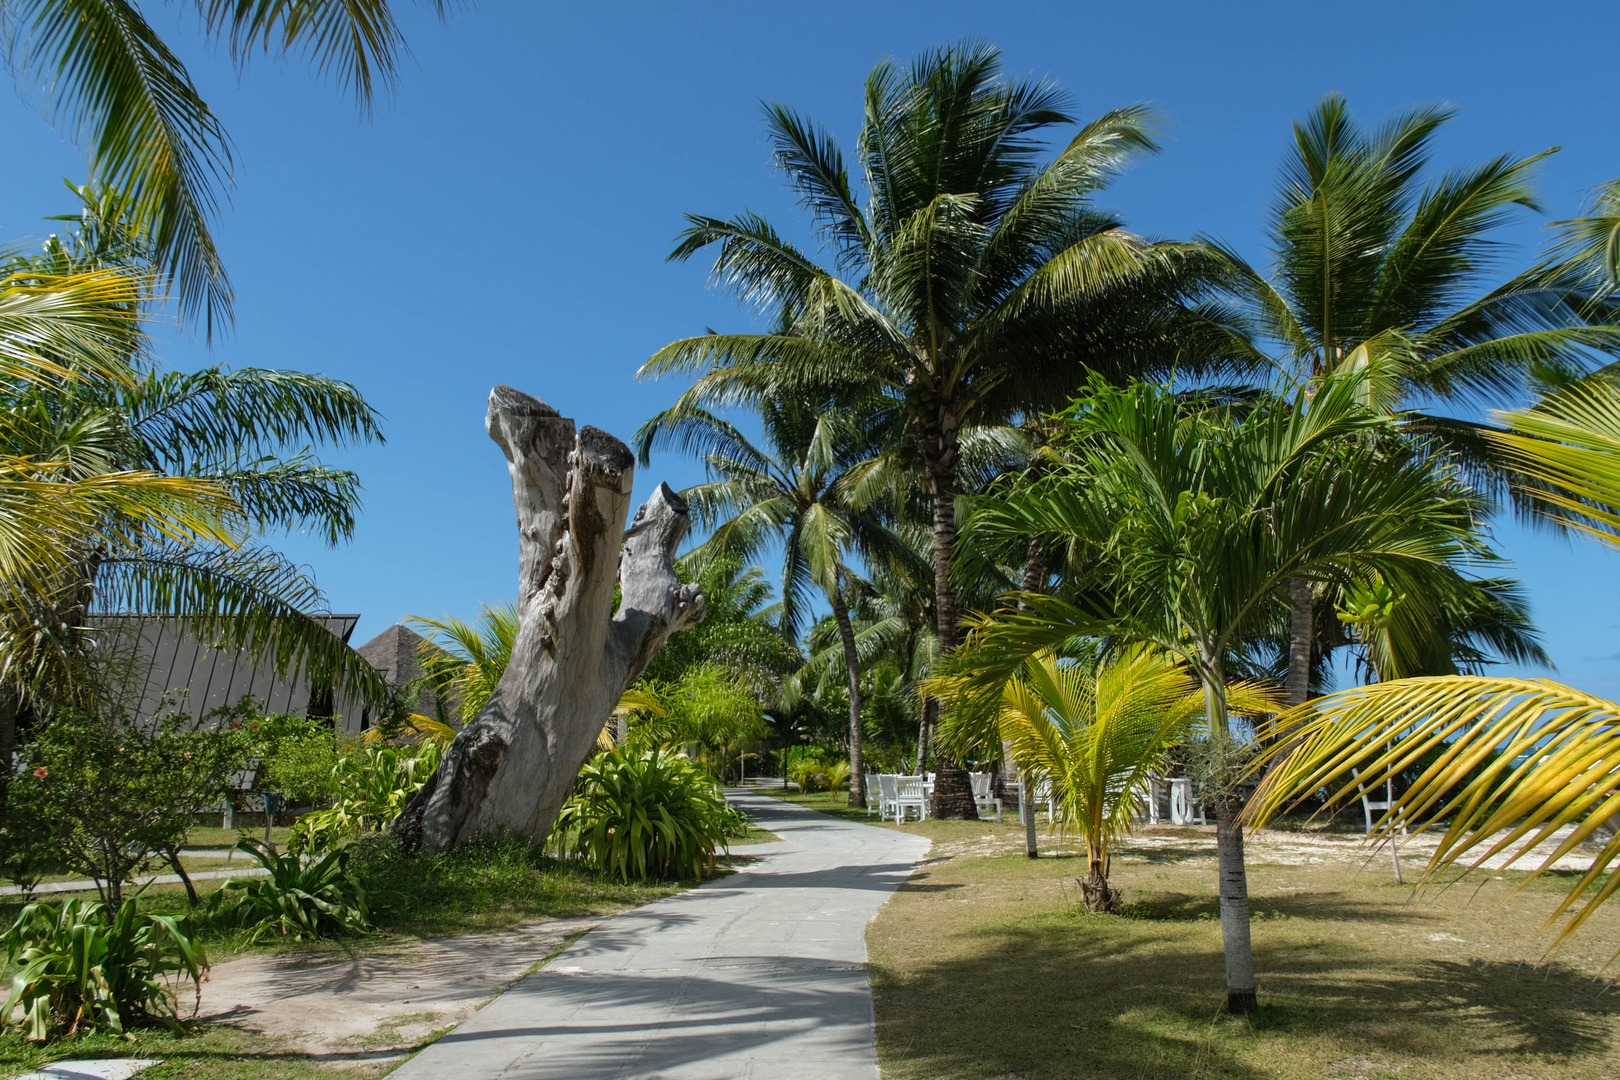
[194,915,602,1069]
[930,818,1609,874]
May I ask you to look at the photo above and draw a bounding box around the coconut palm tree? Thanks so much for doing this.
[640,41,1240,818]
[937,643,1279,910]
[950,372,1483,1012]
[1216,95,1620,703]
[3,1,450,330]
[635,394,910,807]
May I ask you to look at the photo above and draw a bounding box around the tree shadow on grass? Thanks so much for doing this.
[872,922,1619,1080]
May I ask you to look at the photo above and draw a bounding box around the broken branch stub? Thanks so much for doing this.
[393,386,704,852]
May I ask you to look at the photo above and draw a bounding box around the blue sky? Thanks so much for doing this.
[3,0,1618,693]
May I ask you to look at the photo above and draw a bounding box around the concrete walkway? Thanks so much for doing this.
[391,790,930,1080]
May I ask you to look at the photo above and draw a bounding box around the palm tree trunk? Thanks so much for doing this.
[1286,576,1312,709]
[1203,670,1258,1013]
[1010,537,1046,853]
[1215,795,1258,1013]
[1079,859,1121,912]
[917,697,934,775]
[926,452,976,819]
[830,584,864,808]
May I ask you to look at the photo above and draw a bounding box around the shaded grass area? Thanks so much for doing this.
[869,843,1620,1080]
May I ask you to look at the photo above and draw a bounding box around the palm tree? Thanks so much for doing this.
[4,1,450,329]
[635,394,907,807]
[1217,95,1620,703]
[640,42,1237,817]
[0,211,392,744]
[937,643,1280,910]
[952,372,1482,1012]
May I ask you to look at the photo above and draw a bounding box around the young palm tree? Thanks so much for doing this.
[635,395,908,807]
[4,1,451,329]
[640,42,1237,818]
[953,372,1481,1012]
[1218,95,1620,701]
[938,643,1280,910]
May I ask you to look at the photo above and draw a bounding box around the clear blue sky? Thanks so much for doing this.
[3,1,1617,693]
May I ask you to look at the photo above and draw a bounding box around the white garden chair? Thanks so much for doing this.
[864,774,881,816]
[1352,767,1406,835]
[969,771,1003,821]
[894,774,929,821]
[877,774,901,821]
[1169,777,1205,825]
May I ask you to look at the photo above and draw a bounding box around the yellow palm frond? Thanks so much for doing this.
[363,713,458,748]
[1246,675,1620,956]
[1488,379,1620,549]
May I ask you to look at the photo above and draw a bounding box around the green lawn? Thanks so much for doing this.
[858,813,1620,1079]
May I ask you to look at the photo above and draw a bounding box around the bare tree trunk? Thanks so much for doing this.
[1286,576,1312,709]
[925,457,976,820]
[394,387,704,852]
[830,584,865,808]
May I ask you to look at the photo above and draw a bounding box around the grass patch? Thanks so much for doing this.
[868,829,1620,1079]
[0,1025,389,1080]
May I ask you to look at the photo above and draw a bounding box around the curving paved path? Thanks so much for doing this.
[390,790,930,1080]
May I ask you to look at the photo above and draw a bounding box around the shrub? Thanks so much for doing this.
[0,898,208,1042]
[11,710,250,907]
[289,741,443,852]
[214,838,371,942]
[555,748,735,881]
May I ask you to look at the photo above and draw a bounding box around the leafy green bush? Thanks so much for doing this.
[290,742,443,852]
[11,710,250,907]
[0,898,208,1042]
[214,838,371,942]
[555,748,735,881]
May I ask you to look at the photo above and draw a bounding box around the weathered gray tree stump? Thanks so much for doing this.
[393,386,704,852]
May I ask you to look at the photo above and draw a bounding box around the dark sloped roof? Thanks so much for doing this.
[93,614,360,727]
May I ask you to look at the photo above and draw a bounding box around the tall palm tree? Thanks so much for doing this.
[1217,95,1620,702]
[3,1,451,330]
[635,395,907,808]
[937,644,1279,911]
[952,372,1482,1013]
[641,42,1234,816]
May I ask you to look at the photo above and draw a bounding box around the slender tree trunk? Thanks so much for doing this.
[1007,537,1046,851]
[917,697,934,775]
[164,845,199,907]
[394,387,705,852]
[924,446,976,820]
[1286,576,1312,709]
[0,688,16,839]
[1203,670,1258,1013]
[830,584,865,808]
[1215,795,1258,1013]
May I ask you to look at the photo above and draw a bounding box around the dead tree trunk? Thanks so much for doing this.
[393,386,705,852]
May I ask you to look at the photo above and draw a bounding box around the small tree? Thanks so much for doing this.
[13,711,249,909]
